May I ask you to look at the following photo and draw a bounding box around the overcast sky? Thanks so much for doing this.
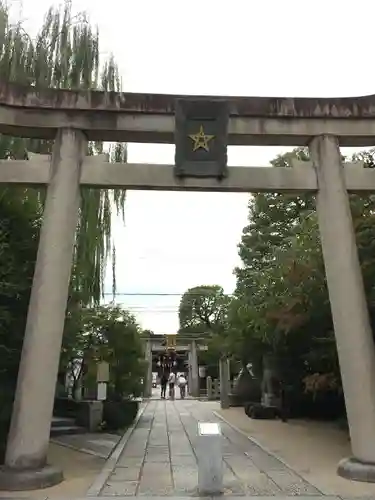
[15,0,374,333]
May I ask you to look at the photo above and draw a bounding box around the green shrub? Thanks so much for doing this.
[103,400,139,431]
[53,397,80,418]
[0,394,11,464]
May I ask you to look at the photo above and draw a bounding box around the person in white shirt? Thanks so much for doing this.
[168,371,176,400]
[178,373,187,399]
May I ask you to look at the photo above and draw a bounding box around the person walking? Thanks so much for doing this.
[168,371,176,400]
[178,373,187,399]
[160,371,168,399]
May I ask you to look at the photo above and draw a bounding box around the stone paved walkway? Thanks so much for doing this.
[98,399,323,497]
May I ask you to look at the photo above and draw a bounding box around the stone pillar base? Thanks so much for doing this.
[338,457,375,483]
[0,464,63,491]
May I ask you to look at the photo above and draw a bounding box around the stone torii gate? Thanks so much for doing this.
[143,334,207,398]
[0,82,375,487]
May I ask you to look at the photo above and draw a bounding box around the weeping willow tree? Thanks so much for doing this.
[0,0,127,304]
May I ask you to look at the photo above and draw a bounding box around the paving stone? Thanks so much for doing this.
[147,446,169,453]
[124,497,211,500]
[101,480,138,496]
[171,454,196,466]
[223,460,237,480]
[172,465,198,494]
[149,439,168,446]
[109,467,141,482]
[221,498,337,500]
[221,455,280,495]
[116,456,144,467]
[130,433,149,441]
[241,471,283,496]
[137,486,175,496]
[266,468,321,495]
[125,438,148,447]
[169,437,190,444]
[120,448,146,458]
[145,447,170,462]
[323,497,353,500]
[137,421,154,429]
[126,439,149,447]
[138,462,173,496]
[144,455,170,463]
[169,438,185,444]
[140,461,172,481]
[169,448,193,456]
[53,432,120,459]
[221,481,246,496]
[127,442,148,450]
[126,434,149,448]
[169,436,190,445]
[127,441,148,448]
[246,447,287,471]
[225,454,260,476]
[94,399,322,497]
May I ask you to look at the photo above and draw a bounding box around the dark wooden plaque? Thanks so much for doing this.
[174,99,229,179]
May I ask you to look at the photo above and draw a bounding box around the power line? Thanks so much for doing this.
[119,307,179,311]
[103,292,235,296]
[127,311,178,313]
[103,293,183,296]
[102,303,180,307]
[103,304,179,307]
[128,311,179,313]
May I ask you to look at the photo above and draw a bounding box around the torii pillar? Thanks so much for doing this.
[144,340,153,398]
[0,129,84,490]
[189,340,199,397]
[311,135,375,482]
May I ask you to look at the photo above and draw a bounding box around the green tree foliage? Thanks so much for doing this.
[236,148,314,294]
[229,148,375,413]
[141,329,155,338]
[0,0,127,303]
[179,285,229,334]
[0,188,42,459]
[179,285,232,367]
[63,304,146,400]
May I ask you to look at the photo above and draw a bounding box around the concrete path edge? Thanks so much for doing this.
[213,409,324,495]
[86,401,149,497]
[50,438,118,460]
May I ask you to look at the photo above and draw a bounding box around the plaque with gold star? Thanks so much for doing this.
[174,99,229,178]
[166,334,176,349]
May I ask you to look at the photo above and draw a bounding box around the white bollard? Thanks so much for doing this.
[197,422,223,495]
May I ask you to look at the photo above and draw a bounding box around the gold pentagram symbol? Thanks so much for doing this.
[188,125,214,152]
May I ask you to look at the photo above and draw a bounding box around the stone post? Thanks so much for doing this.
[190,340,199,397]
[310,135,375,482]
[0,129,85,491]
[197,422,223,495]
[261,354,281,408]
[144,340,152,398]
[206,376,213,400]
[74,378,83,401]
[219,357,230,409]
[187,351,192,394]
[213,378,220,399]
